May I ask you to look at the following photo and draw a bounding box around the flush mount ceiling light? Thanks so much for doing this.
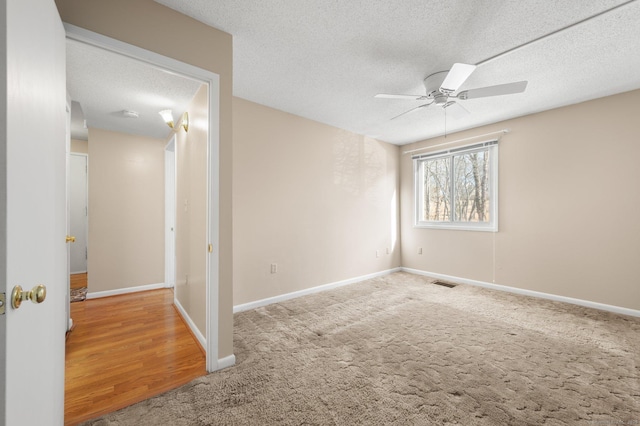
[122,109,139,119]
[159,109,189,132]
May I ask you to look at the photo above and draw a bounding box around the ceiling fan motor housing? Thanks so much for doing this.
[423,70,449,100]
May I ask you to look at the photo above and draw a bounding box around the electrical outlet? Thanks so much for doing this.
[386,247,390,255]
[270,263,278,274]
[376,250,380,258]
[417,247,423,254]
[185,273,189,285]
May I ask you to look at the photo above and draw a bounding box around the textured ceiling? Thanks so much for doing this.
[66,39,202,141]
[155,0,640,145]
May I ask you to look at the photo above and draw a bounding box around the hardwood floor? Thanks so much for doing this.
[65,289,206,425]
[70,273,88,290]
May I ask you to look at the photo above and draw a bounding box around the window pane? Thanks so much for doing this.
[453,150,490,222]
[422,158,451,221]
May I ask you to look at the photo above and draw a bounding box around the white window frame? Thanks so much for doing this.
[414,140,498,232]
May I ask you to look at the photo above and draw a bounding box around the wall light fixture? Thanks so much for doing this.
[180,112,189,132]
[159,109,174,129]
[159,109,189,132]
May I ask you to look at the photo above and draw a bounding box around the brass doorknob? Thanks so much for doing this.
[66,235,76,243]
[11,284,47,309]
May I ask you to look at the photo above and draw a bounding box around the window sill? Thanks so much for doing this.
[414,223,498,232]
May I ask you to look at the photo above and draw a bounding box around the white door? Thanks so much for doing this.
[1,0,67,424]
[70,154,88,274]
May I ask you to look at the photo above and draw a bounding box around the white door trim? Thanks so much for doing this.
[64,24,222,372]
[164,135,176,289]
[66,101,72,333]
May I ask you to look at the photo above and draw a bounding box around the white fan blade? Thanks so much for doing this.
[375,93,427,100]
[440,63,476,94]
[443,101,469,120]
[458,81,528,100]
[390,102,433,120]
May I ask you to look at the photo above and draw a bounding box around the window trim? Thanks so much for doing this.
[413,140,499,232]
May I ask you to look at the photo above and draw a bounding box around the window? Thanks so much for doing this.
[414,141,498,231]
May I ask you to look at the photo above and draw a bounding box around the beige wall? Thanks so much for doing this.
[87,128,165,292]
[175,85,208,335]
[400,89,640,311]
[70,138,88,153]
[233,97,401,305]
[56,0,234,357]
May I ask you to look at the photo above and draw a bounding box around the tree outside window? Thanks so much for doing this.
[415,142,497,231]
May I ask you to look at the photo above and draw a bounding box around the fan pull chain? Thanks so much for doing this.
[444,106,447,138]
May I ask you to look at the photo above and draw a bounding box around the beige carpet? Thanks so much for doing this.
[83,272,640,425]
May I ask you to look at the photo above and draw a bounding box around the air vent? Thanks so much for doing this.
[432,281,457,288]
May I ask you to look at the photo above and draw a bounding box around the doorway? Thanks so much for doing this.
[69,152,88,305]
[69,153,87,275]
[65,24,220,365]
[63,23,222,421]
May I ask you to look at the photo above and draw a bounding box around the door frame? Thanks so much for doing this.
[164,135,176,289]
[66,100,72,332]
[64,24,222,372]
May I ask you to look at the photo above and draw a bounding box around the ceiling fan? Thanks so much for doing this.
[376,63,528,120]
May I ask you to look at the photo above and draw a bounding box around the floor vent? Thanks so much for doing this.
[432,281,457,288]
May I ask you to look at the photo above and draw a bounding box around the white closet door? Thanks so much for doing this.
[70,153,88,274]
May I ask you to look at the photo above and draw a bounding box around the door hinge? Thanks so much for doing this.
[0,293,5,315]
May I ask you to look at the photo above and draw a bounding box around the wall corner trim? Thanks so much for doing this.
[173,297,207,350]
[233,267,402,314]
[86,283,166,300]
[401,267,640,318]
[217,355,236,370]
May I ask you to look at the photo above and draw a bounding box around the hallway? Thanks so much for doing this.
[65,288,206,425]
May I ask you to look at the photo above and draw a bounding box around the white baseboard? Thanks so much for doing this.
[173,296,206,349]
[70,270,87,275]
[401,267,640,318]
[86,282,166,299]
[233,267,402,313]
[217,354,236,370]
